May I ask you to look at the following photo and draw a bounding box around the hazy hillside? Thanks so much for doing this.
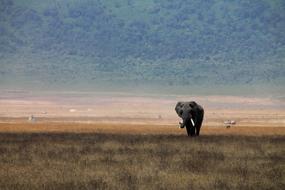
[0,0,284,90]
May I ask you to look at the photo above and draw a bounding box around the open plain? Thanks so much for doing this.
[0,123,284,190]
[0,92,284,189]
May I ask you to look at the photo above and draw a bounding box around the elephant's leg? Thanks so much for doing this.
[190,127,196,136]
[195,120,202,136]
[186,125,191,136]
[186,125,195,136]
[195,114,204,136]
[196,125,201,136]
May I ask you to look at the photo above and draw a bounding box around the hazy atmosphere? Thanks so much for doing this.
[0,1,285,190]
[0,0,284,95]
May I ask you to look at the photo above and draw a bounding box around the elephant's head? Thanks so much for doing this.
[175,101,196,128]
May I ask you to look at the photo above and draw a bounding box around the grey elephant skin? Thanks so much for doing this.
[175,101,204,136]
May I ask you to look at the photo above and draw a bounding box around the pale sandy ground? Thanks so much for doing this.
[0,90,284,132]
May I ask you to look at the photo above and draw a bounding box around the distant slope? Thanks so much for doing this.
[0,0,284,89]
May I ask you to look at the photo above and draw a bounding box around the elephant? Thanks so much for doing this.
[175,101,204,136]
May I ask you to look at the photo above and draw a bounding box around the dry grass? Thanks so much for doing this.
[0,122,285,136]
[0,128,284,190]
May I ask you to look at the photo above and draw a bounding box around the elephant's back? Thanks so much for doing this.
[194,103,204,118]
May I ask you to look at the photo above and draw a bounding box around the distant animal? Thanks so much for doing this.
[175,101,204,136]
[28,115,36,123]
[224,120,236,128]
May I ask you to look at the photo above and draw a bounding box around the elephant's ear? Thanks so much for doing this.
[189,101,197,108]
[176,102,183,107]
[175,102,179,110]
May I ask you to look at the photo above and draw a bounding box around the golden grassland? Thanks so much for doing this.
[0,122,285,135]
[0,122,284,190]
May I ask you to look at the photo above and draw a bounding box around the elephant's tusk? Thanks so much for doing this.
[191,118,195,126]
[179,122,184,128]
